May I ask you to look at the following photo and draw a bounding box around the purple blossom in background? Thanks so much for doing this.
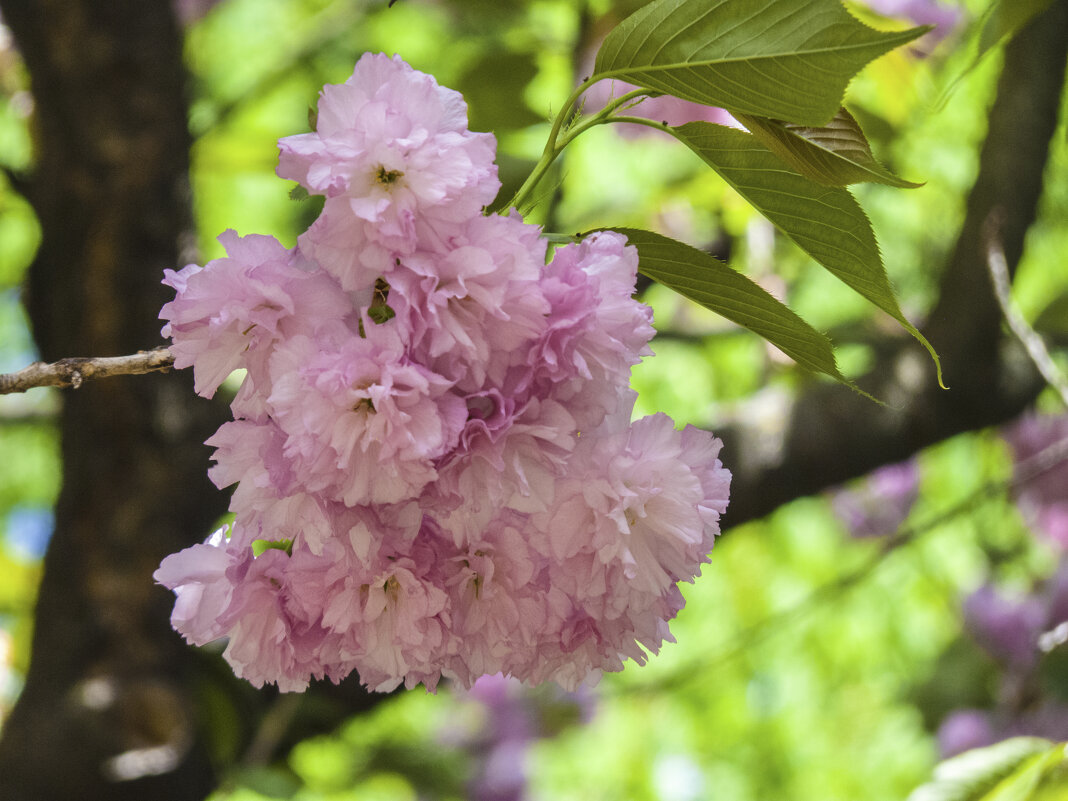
[938,557,1068,757]
[830,460,920,538]
[462,674,594,801]
[938,704,1068,759]
[155,53,732,694]
[861,0,963,48]
[465,675,533,801]
[577,47,737,140]
[586,79,738,137]
[962,584,1045,671]
[1003,413,1068,548]
[937,709,997,758]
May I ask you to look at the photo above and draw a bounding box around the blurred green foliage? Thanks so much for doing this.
[1,0,1067,798]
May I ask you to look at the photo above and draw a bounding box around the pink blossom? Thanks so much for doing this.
[218,548,319,692]
[387,212,550,391]
[320,517,451,691]
[279,53,500,289]
[206,418,294,504]
[548,414,726,594]
[160,230,350,399]
[266,330,466,505]
[442,516,550,684]
[523,415,729,687]
[153,525,248,647]
[158,53,733,695]
[431,396,577,544]
[963,583,1045,671]
[529,231,654,429]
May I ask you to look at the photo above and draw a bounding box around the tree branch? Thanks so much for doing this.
[984,210,1068,408]
[0,347,175,394]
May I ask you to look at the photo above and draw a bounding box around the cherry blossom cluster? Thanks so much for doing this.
[155,53,730,693]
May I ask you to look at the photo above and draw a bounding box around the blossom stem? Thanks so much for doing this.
[508,83,651,212]
[0,347,175,394]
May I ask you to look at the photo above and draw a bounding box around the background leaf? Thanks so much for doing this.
[977,0,1057,60]
[456,51,542,133]
[594,0,929,126]
[934,0,1056,109]
[669,120,943,385]
[1033,291,1068,341]
[605,226,853,387]
[734,107,923,188]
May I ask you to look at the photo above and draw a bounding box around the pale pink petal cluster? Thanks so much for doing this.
[156,53,730,693]
[279,53,500,292]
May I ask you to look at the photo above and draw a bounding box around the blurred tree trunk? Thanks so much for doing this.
[0,1,231,799]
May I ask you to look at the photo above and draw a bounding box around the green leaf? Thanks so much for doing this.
[668,121,944,386]
[734,107,923,188]
[252,538,293,557]
[906,738,1058,801]
[984,746,1067,801]
[289,183,310,201]
[593,0,930,126]
[977,0,1057,60]
[605,227,857,390]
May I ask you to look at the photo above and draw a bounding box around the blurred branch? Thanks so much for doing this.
[0,347,174,394]
[719,0,1068,528]
[239,694,304,768]
[985,210,1068,408]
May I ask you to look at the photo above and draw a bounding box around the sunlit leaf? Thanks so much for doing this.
[604,227,855,389]
[906,738,1059,801]
[593,0,929,126]
[982,746,1067,801]
[668,121,943,386]
[734,107,923,188]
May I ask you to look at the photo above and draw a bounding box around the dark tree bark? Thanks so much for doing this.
[0,2,230,799]
[721,0,1068,527]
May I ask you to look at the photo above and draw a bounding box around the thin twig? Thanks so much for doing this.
[985,209,1068,407]
[0,347,175,394]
